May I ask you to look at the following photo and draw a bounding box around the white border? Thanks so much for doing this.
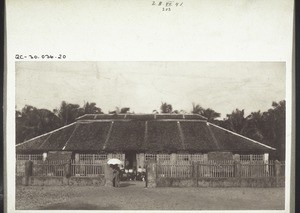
[5,0,294,213]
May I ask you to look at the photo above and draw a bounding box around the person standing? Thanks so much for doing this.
[113,165,120,187]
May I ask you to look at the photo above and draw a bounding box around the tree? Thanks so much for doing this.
[54,101,83,125]
[222,109,248,135]
[16,105,61,143]
[120,107,130,114]
[219,101,286,160]
[160,102,173,113]
[191,103,220,122]
[244,111,265,141]
[82,102,103,114]
[201,108,221,122]
[191,103,204,114]
[261,101,286,160]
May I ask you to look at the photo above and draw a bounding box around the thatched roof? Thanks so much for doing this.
[16,114,275,153]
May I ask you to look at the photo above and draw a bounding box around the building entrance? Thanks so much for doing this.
[124,151,137,170]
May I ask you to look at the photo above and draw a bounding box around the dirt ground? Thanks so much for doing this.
[16,181,285,210]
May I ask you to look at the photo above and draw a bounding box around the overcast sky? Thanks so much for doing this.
[16,61,285,118]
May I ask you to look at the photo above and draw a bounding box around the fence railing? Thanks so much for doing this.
[17,154,43,161]
[198,161,235,178]
[157,160,285,179]
[157,164,193,178]
[71,160,105,176]
[17,160,106,177]
[17,159,285,179]
[32,160,67,177]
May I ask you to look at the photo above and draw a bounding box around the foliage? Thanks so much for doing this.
[191,103,220,122]
[160,102,173,113]
[53,101,83,125]
[191,101,286,160]
[16,101,103,144]
[82,102,103,114]
[16,105,62,143]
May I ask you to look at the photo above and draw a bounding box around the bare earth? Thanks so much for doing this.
[16,181,285,210]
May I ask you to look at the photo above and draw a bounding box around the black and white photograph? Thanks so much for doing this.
[14,61,286,210]
[5,0,294,212]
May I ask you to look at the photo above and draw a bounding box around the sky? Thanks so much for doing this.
[15,61,285,119]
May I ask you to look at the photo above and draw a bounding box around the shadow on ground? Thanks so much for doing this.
[38,202,120,210]
[119,182,136,187]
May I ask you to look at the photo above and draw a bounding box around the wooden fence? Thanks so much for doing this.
[18,160,106,177]
[71,160,105,176]
[156,160,285,179]
[32,160,67,177]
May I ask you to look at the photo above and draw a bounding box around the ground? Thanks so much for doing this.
[16,181,285,210]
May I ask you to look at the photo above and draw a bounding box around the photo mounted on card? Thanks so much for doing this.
[5,0,294,213]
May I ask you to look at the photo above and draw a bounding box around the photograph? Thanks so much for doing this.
[5,0,294,212]
[14,61,286,210]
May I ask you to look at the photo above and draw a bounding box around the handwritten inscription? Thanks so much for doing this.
[152,1,183,11]
[15,54,67,60]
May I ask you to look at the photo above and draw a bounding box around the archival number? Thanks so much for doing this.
[15,54,67,60]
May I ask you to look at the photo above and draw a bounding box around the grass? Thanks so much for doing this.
[16,181,285,210]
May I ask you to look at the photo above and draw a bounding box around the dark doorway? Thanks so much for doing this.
[121,152,146,187]
[124,151,137,170]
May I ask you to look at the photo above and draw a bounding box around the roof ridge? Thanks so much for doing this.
[62,123,80,150]
[177,121,186,150]
[206,124,221,150]
[207,122,276,150]
[16,122,77,147]
[37,132,53,149]
[102,121,114,150]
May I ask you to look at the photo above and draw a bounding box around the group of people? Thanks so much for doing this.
[111,164,147,187]
[119,165,146,181]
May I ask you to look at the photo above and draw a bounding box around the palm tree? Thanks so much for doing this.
[191,103,204,114]
[191,103,220,122]
[223,109,248,134]
[54,101,83,125]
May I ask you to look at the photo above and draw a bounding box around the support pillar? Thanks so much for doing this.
[104,164,114,187]
[107,153,113,160]
[42,152,47,161]
[263,153,269,163]
[170,153,177,164]
[75,153,80,163]
[233,154,240,161]
[24,160,33,186]
[138,153,145,169]
[64,159,71,178]
[274,160,281,187]
[264,153,269,174]
[234,160,241,178]
[146,161,157,188]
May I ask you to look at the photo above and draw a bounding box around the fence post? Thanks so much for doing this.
[234,160,241,178]
[75,153,80,163]
[146,160,157,188]
[104,164,114,187]
[274,160,281,187]
[64,160,71,178]
[194,162,199,187]
[24,160,33,186]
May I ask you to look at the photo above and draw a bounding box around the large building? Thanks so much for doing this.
[16,114,275,168]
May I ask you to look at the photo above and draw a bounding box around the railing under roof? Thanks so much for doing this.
[76,113,208,121]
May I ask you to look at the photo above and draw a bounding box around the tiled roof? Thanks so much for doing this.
[16,114,275,153]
